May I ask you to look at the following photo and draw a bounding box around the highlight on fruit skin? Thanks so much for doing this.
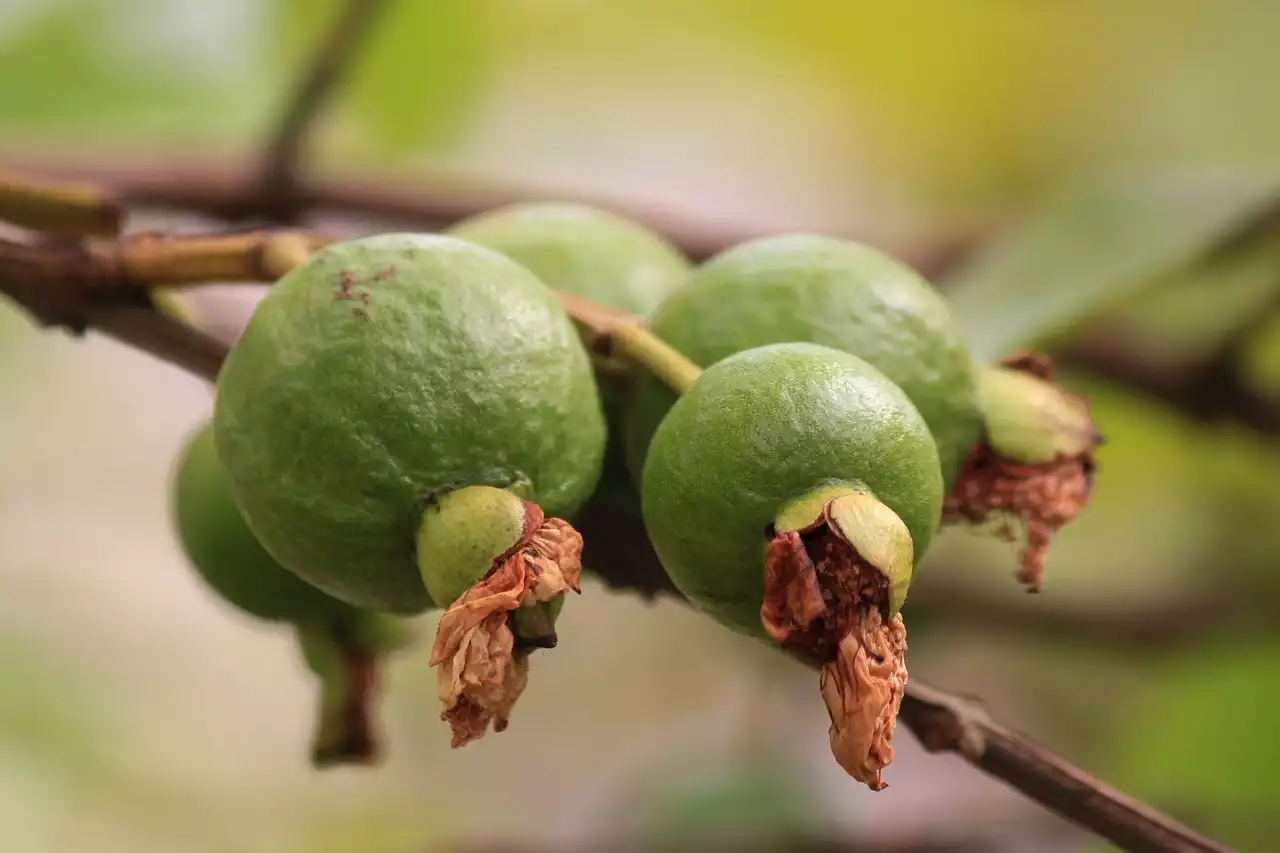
[943,351,1104,593]
[640,342,944,790]
[171,421,413,767]
[417,485,582,747]
[623,233,981,493]
[212,232,607,615]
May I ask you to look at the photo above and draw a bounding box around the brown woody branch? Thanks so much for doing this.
[0,228,1230,852]
[258,0,392,218]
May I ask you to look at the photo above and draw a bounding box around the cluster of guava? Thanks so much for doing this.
[171,203,1098,786]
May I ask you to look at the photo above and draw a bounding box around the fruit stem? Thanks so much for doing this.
[298,619,381,768]
[610,322,703,395]
[554,290,702,395]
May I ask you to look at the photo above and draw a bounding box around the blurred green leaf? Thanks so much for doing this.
[269,0,493,156]
[944,172,1280,363]
[1107,638,1280,852]
[0,2,259,140]
[1101,236,1280,361]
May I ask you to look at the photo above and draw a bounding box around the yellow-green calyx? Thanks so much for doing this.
[774,484,914,616]
[417,485,529,607]
[977,366,1099,465]
[419,485,584,748]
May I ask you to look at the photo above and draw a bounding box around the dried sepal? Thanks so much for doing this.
[762,492,912,791]
[946,351,1102,593]
[428,507,583,747]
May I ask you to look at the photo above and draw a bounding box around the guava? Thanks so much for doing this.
[624,233,980,492]
[449,202,692,519]
[640,342,943,790]
[172,421,412,766]
[448,202,691,318]
[213,233,605,745]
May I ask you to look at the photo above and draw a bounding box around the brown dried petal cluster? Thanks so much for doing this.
[762,512,908,791]
[944,446,1095,593]
[429,510,583,747]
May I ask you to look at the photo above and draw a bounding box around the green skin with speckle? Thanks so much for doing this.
[173,421,356,624]
[625,234,980,492]
[449,202,692,517]
[641,343,943,637]
[214,234,607,614]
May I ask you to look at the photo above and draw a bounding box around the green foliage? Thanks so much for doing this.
[945,172,1280,362]
[0,2,261,140]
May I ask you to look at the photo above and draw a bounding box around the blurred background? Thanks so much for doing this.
[2,1,1280,851]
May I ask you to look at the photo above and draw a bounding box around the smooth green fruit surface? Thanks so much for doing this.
[448,202,691,318]
[215,234,606,613]
[173,422,352,623]
[625,234,980,490]
[641,343,943,636]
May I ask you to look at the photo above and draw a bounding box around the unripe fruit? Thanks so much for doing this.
[625,234,980,491]
[172,421,411,766]
[448,202,691,319]
[214,233,606,614]
[641,342,942,790]
[214,233,603,745]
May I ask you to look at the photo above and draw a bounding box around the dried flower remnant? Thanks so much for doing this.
[944,351,1103,593]
[762,490,912,791]
[428,503,583,747]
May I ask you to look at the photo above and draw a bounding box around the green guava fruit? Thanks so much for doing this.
[214,233,604,747]
[214,233,606,615]
[640,342,942,791]
[624,234,980,492]
[172,421,412,766]
[448,202,691,318]
[448,202,693,520]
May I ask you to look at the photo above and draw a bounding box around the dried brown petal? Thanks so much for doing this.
[944,443,1095,593]
[428,511,583,747]
[761,499,908,791]
[820,612,908,790]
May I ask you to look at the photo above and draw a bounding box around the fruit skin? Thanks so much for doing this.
[173,421,353,623]
[641,343,943,636]
[447,202,691,318]
[215,233,606,613]
[625,234,980,491]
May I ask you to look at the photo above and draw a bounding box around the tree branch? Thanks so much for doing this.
[0,153,979,272]
[258,0,393,219]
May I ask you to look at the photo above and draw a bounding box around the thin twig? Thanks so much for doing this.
[0,229,325,290]
[0,170,124,237]
[258,0,393,219]
[0,152,979,271]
